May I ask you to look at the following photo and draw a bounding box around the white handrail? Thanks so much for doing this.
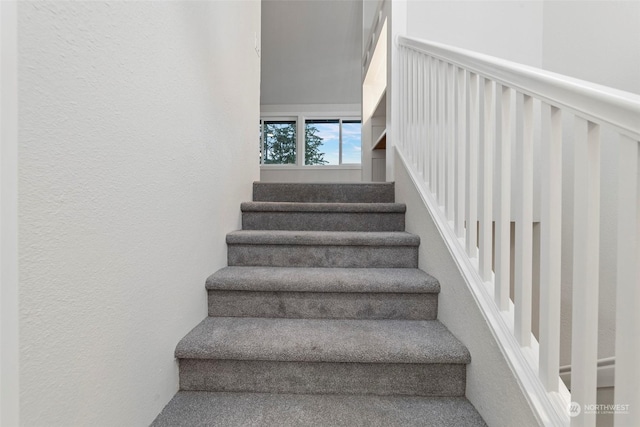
[398,36,640,139]
[396,35,640,426]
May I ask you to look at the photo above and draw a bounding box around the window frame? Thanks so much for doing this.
[260,113,361,167]
[259,117,299,166]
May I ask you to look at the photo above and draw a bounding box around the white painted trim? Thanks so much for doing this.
[386,0,406,183]
[261,165,361,170]
[261,104,361,116]
[559,358,616,389]
[398,36,640,140]
[396,147,571,426]
[1,1,20,425]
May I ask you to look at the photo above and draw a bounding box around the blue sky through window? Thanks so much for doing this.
[342,121,362,164]
[307,121,361,165]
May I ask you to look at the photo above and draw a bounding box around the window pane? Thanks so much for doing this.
[342,121,362,164]
[263,121,296,164]
[305,120,338,165]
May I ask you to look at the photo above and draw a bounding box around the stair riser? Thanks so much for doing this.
[208,291,437,320]
[227,245,419,268]
[253,183,395,203]
[179,359,466,397]
[242,212,405,231]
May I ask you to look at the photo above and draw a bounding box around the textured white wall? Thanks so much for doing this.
[1,1,20,425]
[17,1,260,426]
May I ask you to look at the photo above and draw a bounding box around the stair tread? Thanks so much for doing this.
[206,266,439,293]
[175,317,470,364]
[151,391,487,427]
[241,201,406,213]
[226,230,420,246]
[253,182,395,203]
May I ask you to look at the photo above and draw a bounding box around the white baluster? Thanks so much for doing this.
[418,54,424,179]
[409,51,418,165]
[409,50,415,163]
[571,117,600,427]
[423,56,430,183]
[495,84,511,310]
[430,58,437,192]
[614,135,639,426]
[438,60,446,205]
[515,93,533,347]
[479,77,494,281]
[466,72,479,258]
[402,47,407,150]
[446,63,455,221]
[456,68,466,238]
[539,103,562,391]
[415,53,420,168]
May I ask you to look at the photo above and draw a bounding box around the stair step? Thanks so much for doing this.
[253,182,395,203]
[241,202,406,231]
[151,391,487,427]
[206,267,439,319]
[207,267,439,293]
[226,230,420,268]
[176,317,469,396]
[176,317,468,363]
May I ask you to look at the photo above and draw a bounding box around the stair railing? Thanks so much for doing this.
[395,35,640,426]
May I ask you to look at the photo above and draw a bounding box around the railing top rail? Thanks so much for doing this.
[398,35,640,140]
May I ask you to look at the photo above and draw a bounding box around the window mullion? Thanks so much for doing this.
[298,115,305,166]
[339,119,343,165]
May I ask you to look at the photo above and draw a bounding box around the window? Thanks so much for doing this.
[259,117,362,166]
[260,120,297,165]
[305,119,361,165]
[341,120,362,164]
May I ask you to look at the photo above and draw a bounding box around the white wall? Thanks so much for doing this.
[261,166,362,183]
[542,1,640,95]
[407,1,544,68]
[261,0,362,106]
[406,0,640,96]
[17,2,260,426]
[1,1,20,425]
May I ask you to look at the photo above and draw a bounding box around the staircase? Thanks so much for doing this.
[151,182,486,426]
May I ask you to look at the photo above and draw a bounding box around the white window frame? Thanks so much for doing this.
[260,112,362,167]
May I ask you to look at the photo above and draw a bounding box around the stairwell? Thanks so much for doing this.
[151,182,486,426]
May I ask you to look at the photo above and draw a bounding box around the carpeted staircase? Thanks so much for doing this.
[151,182,486,426]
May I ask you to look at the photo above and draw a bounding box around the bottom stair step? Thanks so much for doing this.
[151,391,487,427]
